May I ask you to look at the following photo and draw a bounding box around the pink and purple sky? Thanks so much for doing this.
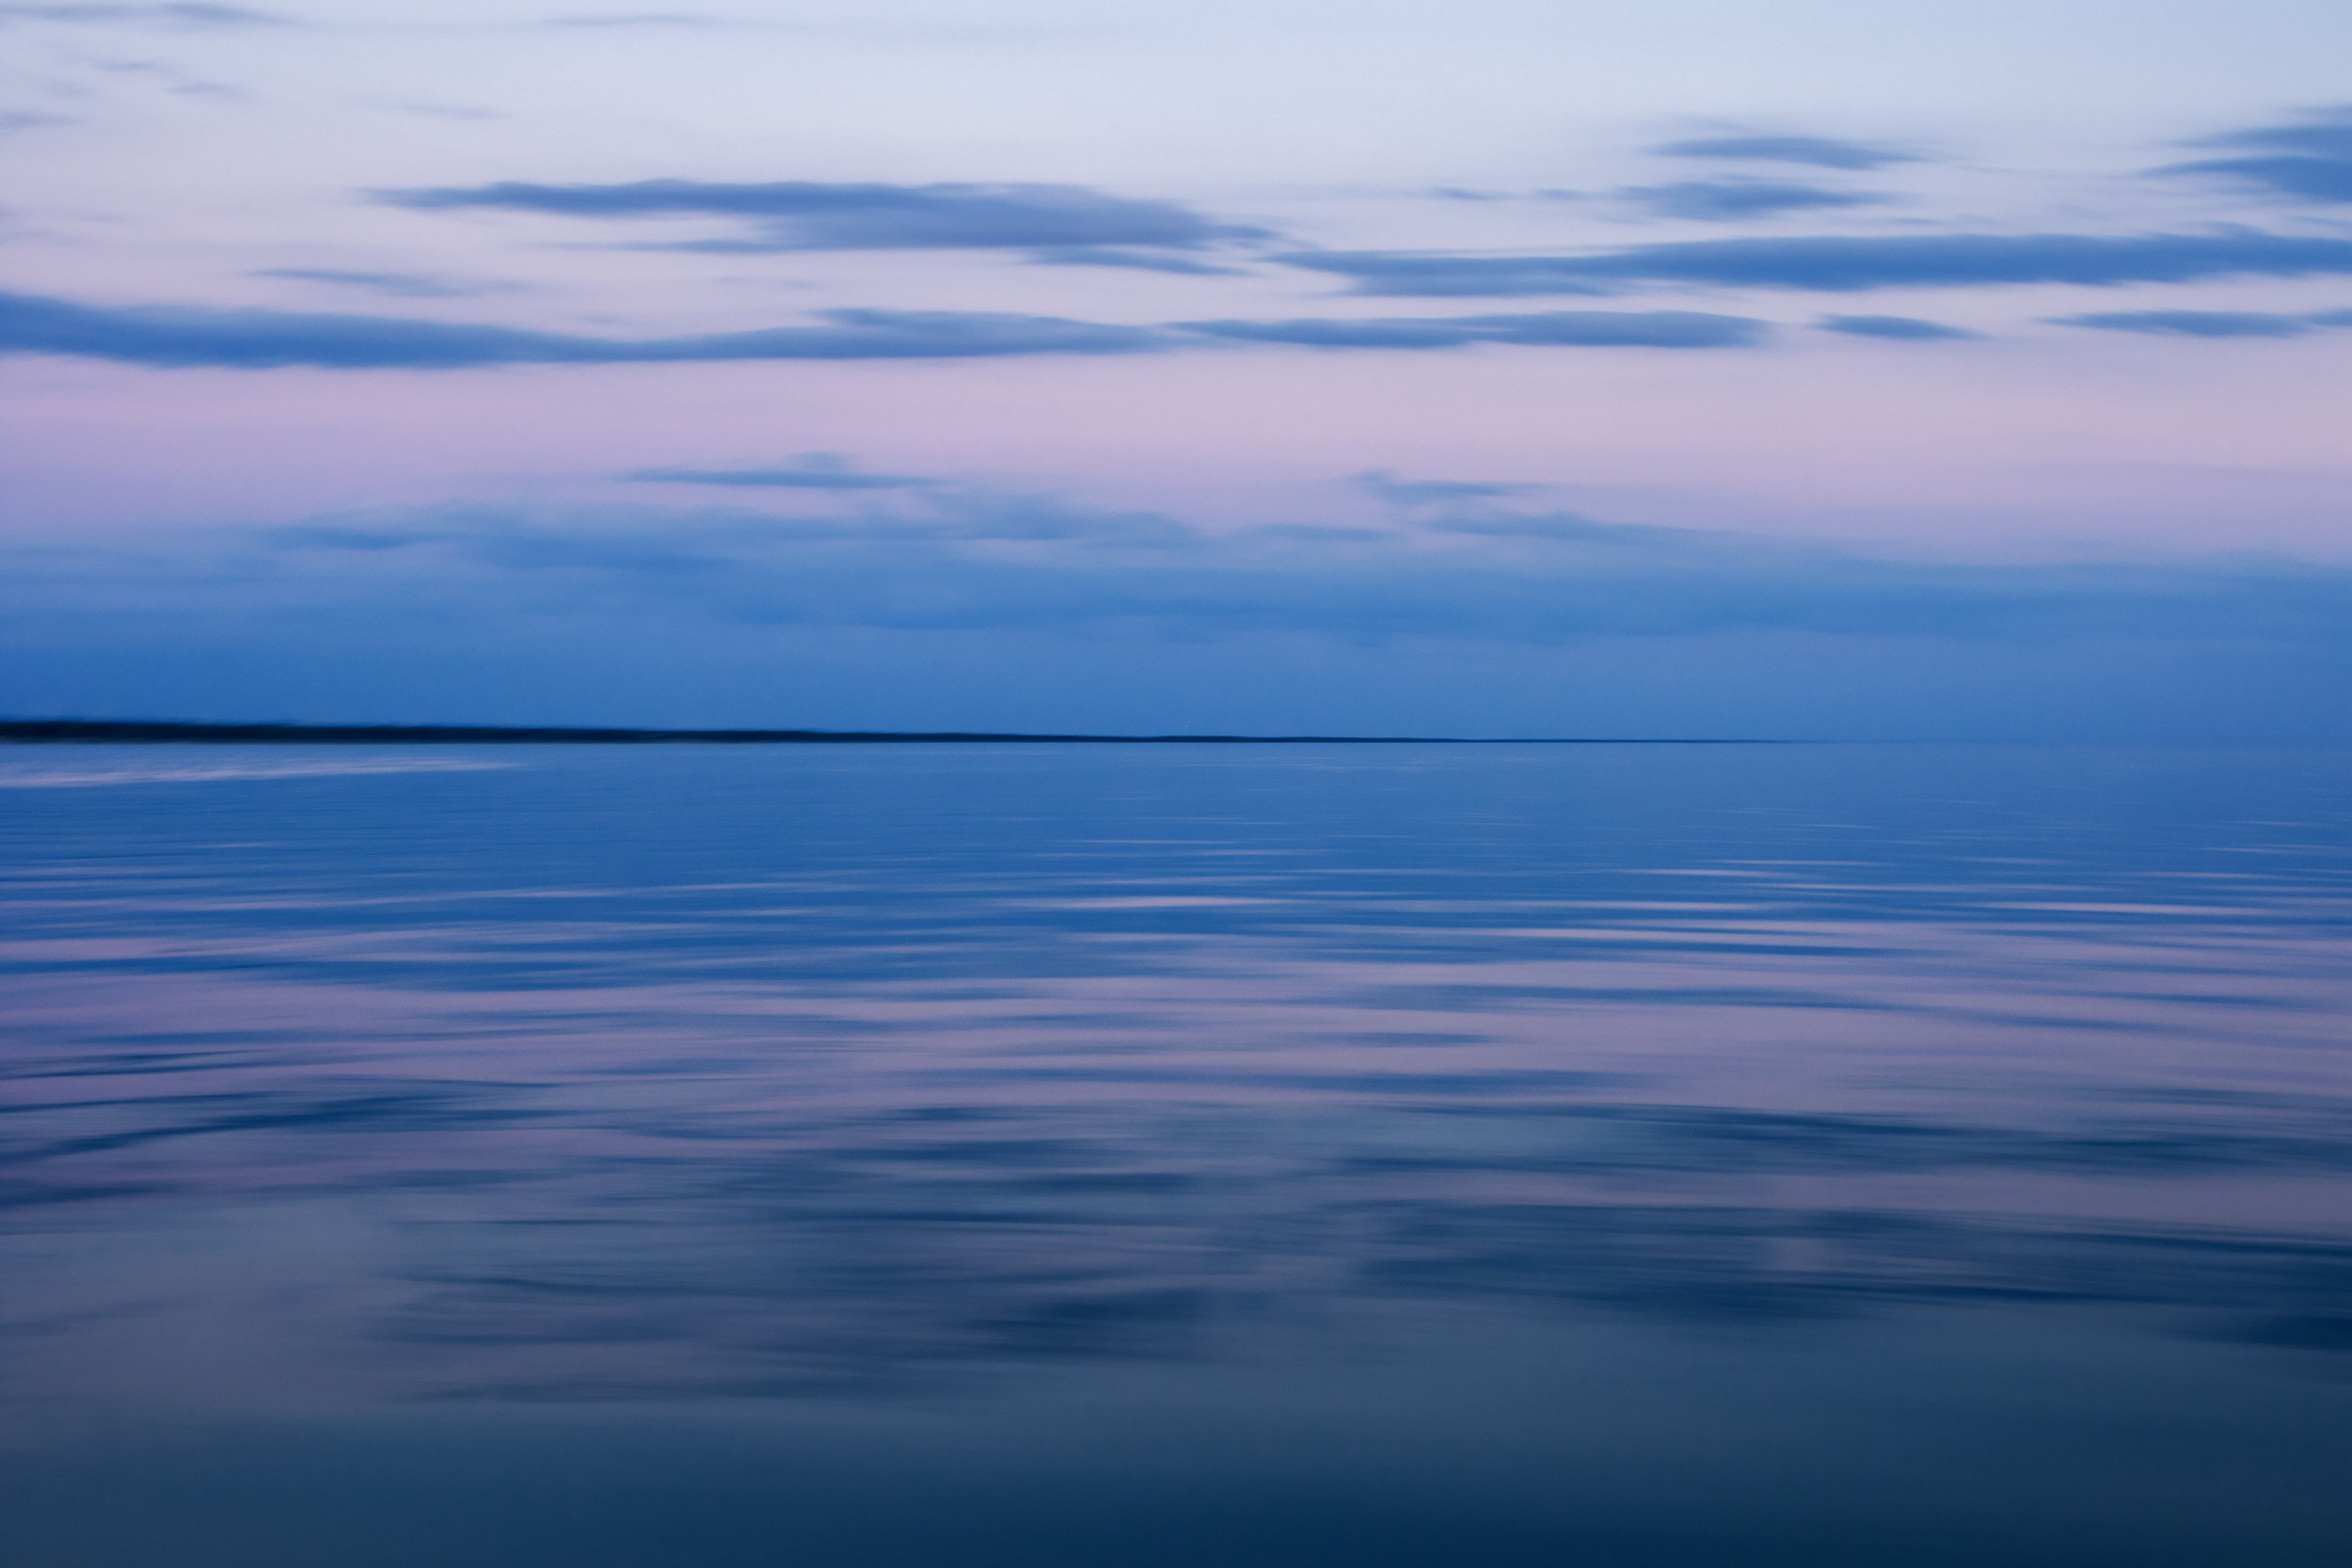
[5,0,2350,736]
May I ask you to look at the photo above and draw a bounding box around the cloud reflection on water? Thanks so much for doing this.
[1,743,2348,1409]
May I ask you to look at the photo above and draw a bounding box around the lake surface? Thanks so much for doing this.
[3,742,2348,1567]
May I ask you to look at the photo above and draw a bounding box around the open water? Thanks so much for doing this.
[2,742,2348,1566]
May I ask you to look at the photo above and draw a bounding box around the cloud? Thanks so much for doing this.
[1648,134,1923,170]
[1618,180,1889,221]
[60,285,2352,372]
[1022,245,1248,276]
[168,488,2352,648]
[921,489,1198,546]
[2163,154,2352,204]
[2157,110,2352,203]
[1176,309,1766,349]
[1280,231,2352,295]
[626,453,937,490]
[0,3,286,23]
[1817,314,1979,341]
[1417,509,1681,543]
[272,492,1196,558]
[13,487,2352,744]
[1357,469,1542,505]
[84,55,245,98]
[254,269,515,300]
[0,110,73,133]
[0,291,1173,367]
[2049,308,2352,339]
[0,290,1778,369]
[379,178,1269,253]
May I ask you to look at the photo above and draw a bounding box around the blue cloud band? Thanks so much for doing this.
[1282,232,2352,296]
[0,293,1172,366]
[1617,180,1889,221]
[379,178,1267,252]
[0,291,1770,367]
[1817,314,1979,341]
[1178,310,1765,349]
[1648,135,1921,170]
[2051,308,2352,339]
[2159,112,2352,204]
[24,496,2348,648]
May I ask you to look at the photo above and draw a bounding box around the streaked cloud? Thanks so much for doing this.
[2157,109,2352,203]
[1280,232,2352,296]
[2050,307,2352,338]
[254,268,517,299]
[1817,314,1979,341]
[1356,469,1543,505]
[379,178,1270,254]
[0,291,1172,366]
[1617,180,1888,221]
[0,290,1776,368]
[626,454,938,490]
[1648,134,1924,170]
[0,2,286,24]
[1177,309,1765,349]
[1022,245,1249,275]
[56,486,2346,648]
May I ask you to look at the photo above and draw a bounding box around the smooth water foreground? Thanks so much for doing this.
[2,741,2348,1567]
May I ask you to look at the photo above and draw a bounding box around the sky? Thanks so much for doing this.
[4,0,2351,737]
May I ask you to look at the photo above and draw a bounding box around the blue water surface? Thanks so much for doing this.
[2,742,2348,1566]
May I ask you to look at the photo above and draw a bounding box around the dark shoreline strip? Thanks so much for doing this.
[0,721,1776,745]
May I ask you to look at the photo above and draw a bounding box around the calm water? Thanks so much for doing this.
[3,742,2348,1567]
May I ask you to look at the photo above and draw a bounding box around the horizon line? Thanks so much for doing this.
[0,720,1790,746]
